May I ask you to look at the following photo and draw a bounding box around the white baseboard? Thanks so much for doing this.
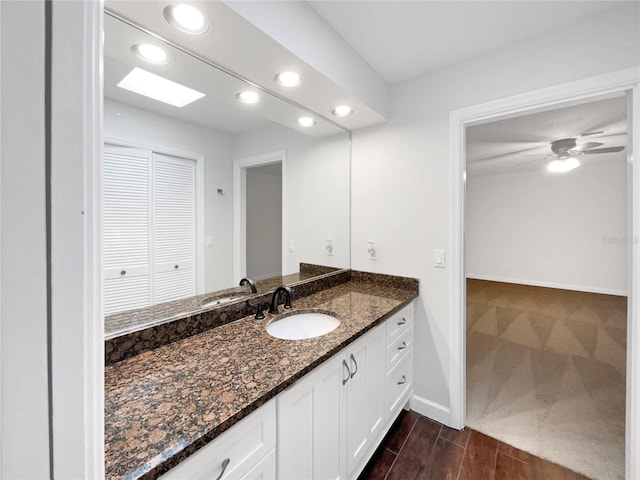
[410,394,450,426]
[466,274,627,297]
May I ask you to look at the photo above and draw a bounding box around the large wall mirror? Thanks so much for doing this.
[103,9,350,336]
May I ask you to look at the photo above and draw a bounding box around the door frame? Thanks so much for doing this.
[233,151,286,283]
[449,67,639,478]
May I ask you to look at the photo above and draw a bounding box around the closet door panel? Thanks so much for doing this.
[103,146,151,315]
[153,153,196,304]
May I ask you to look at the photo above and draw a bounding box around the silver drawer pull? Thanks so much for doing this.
[397,375,407,385]
[342,359,351,385]
[397,341,407,350]
[216,458,230,480]
[397,318,407,326]
[350,353,358,378]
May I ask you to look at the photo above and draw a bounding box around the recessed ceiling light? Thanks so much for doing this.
[131,44,170,65]
[298,116,316,127]
[163,4,209,35]
[547,157,580,173]
[117,67,205,107]
[236,91,260,104]
[275,71,302,87]
[331,105,353,117]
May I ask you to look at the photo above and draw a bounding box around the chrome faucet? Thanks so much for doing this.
[269,285,293,314]
[239,277,257,294]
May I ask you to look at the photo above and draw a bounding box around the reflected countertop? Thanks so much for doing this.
[104,275,418,479]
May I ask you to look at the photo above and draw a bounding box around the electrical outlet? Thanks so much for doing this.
[326,238,334,256]
[367,240,377,260]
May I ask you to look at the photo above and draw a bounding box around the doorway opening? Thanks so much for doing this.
[464,95,628,479]
[449,69,639,479]
[233,151,286,283]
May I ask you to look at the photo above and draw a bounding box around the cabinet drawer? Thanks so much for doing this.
[238,448,275,480]
[386,349,413,416]
[386,325,413,372]
[160,400,276,480]
[386,303,413,343]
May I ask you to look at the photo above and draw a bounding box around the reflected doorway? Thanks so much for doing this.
[245,163,282,280]
[233,151,286,283]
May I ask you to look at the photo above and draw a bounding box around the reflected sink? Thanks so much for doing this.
[266,312,341,340]
[200,295,242,308]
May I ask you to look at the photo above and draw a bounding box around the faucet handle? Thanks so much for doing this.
[247,300,265,319]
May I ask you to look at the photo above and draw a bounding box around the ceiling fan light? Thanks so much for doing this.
[547,157,580,173]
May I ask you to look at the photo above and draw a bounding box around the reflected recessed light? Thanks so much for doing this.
[236,91,261,104]
[275,71,302,87]
[163,4,209,35]
[298,116,316,127]
[131,44,170,65]
[331,105,353,117]
[117,67,205,107]
[547,157,580,173]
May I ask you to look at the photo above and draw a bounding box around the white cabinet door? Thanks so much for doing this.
[345,324,386,477]
[277,353,347,480]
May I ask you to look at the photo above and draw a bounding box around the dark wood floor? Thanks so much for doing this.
[359,410,591,480]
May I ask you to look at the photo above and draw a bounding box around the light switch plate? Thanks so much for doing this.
[433,249,445,268]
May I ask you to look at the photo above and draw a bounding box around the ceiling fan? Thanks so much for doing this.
[517,135,626,173]
[544,137,625,159]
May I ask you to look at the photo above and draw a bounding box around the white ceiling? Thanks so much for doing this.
[466,95,628,176]
[307,1,622,84]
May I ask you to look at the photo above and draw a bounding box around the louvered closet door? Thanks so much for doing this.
[152,152,196,304]
[103,147,151,315]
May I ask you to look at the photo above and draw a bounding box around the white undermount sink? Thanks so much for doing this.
[266,312,341,340]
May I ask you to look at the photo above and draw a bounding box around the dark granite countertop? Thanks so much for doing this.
[104,278,418,479]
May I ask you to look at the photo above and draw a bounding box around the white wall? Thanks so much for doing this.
[246,163,282,280]
[234,125,350,274]
[0,1,50,476]
[466,160,628,295]
[351,3,640,416]
[104,99,234,292]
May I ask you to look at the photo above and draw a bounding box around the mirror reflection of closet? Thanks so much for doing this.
[103,10,350,328]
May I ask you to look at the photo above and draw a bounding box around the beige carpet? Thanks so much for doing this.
[466,279,626,480]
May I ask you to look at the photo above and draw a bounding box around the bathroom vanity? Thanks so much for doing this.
[104,271,418,479]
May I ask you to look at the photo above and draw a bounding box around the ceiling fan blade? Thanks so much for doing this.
[581,146,626,154]
[572,141,604,152]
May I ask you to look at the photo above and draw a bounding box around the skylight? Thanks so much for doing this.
[117,68,205,108]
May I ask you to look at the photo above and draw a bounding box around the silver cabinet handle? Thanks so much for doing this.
[397,341,407,350]
[397,318,407,325]
[349,354,358,378]
[216,458,230,480]
[342,359,351,385]
[397,375,407,385]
